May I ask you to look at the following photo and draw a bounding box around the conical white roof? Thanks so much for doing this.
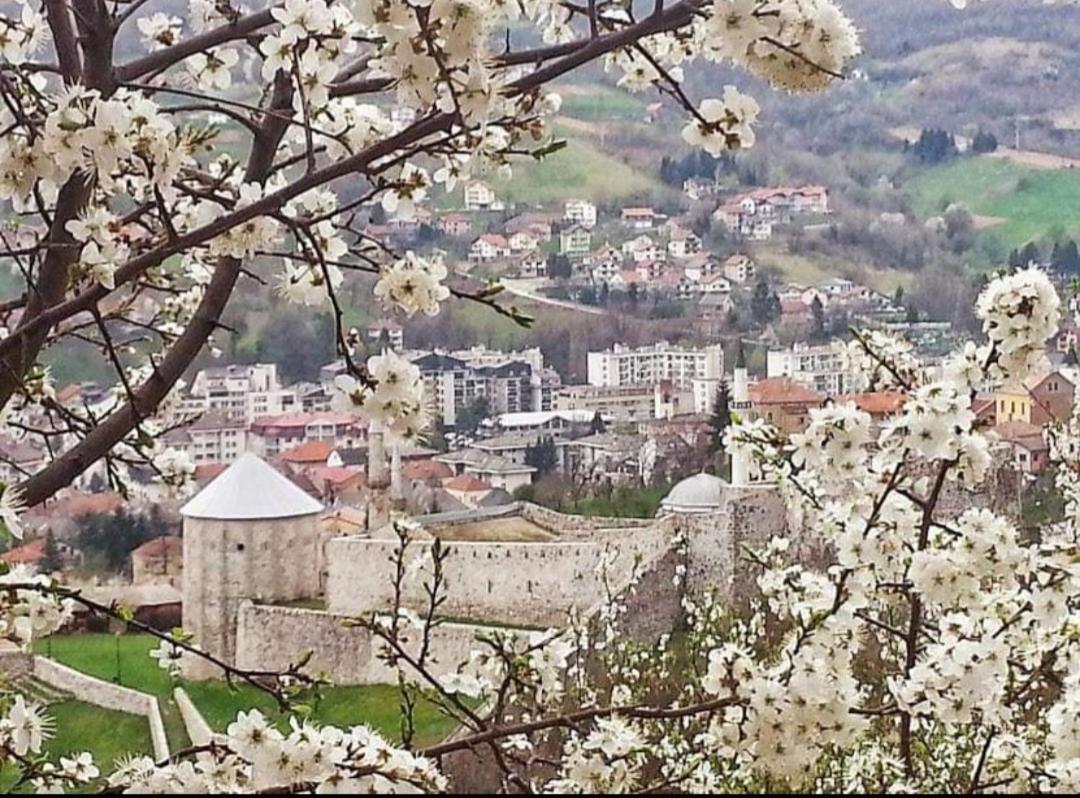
[181,453,324,520]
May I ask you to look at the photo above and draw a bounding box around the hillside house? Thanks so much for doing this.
[437,213,473,237]
[621,207,657,229]
[559,224,592,259]
[722,253,755,283]
[667,227,702,258]
[564,199,597,229]
[463,181,498,210]
[512,250,547,278]
[470,234,511,262]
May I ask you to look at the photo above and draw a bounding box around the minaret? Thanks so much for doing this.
[730,343,752,486]
[366,419,392,531]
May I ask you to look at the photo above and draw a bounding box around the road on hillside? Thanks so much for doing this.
[889,125,1080,170]
[500,278,610,316]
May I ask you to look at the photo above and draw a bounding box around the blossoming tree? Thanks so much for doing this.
[0,0,1076,793]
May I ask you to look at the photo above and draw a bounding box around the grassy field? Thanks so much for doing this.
[45,700,153,770]
[905,155,1080,250]
[35,633,457,745]
[0,701,152,794]
[754,245,916,295]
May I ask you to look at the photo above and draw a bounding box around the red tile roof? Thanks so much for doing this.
[841,392,907,415]
[444,474,490,493]
[308,465,364,486]
[749,378,824,406]
[131,536,182,560]
[281,440,335,464]
[403,460,454,481]
[1,539,45,564]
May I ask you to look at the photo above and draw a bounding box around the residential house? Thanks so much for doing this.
[995,368,1077,425]
[559,224,592,259]
[443,474,494,508]
[621,207,657,229]
[434,449,536,493]
[367,319,404,350]
[622,234,664,263]
[746,378,825,434]
[508,230,539,252]
[463,181,498,210]
[722,253,755,283]
[469,233,511,262]
[512,250,547,278]
[564,199,597,229]
[993,420,1050,473]
[436,212,473,237]
[560,433,644,484]
[667,227,702,259]
[131,536,182,586]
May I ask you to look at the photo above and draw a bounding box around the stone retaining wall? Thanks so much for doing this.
[174,686,221,746]
[32,656,169,761]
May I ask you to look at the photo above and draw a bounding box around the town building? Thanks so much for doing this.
[367,319,404,350]
[433,449,536,493]
[469,233,511,262]
[766,342,855,396]
[131,536,183,586]
[248,412,367,457]
[564,199,597,229]
[463,181,498,211]
[994,369,1077,426]
[183,363,299,425]
[722,254,755,283]
[747,378,825,434]
[558,224,592,259]
[587,342,725,390]
[555,384,657,422]
[161,411,248,466]
[621,207,657,229]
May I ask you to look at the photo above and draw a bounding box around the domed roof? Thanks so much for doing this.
[660,472,727,513]
[181,453,324,520]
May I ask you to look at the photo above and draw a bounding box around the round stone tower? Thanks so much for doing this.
[180,453,323,678]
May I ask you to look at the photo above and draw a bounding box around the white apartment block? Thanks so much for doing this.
[185,363,298,425]
[463,181,497,210]
[587,342,724,391]
[162,412,248,465]
[766,342,854,396]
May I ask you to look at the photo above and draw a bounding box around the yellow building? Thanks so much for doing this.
[995,384,1032,424]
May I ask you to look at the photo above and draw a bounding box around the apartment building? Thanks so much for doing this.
[586,342,724,391]
[184,363,298,424]
[766,342,854,396]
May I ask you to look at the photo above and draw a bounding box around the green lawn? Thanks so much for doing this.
[555,83,648,122]
[45,700,153,770]
[35,633,457,746]
[0,700,152,794]
[905,155,1080,251]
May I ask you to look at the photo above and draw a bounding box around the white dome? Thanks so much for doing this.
[660,472,727,514]
[181,453,324,520]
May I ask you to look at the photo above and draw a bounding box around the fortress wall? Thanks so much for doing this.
[234,602,529,685]
[324,526,670,628]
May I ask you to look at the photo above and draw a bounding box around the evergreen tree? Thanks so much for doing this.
[590,411,606,434]
[810,296,826,341]
[971,129,999,153]
[525,435,559,475]
[1018,241,1042,267]
[548,254,572,279]
[39,531,63,574]
[708,379,732,456]
[751,278,780,325]
[893,285,904,308]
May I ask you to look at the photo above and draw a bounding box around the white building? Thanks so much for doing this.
[587,342,725,391]
[185,363,298,425]
[469,234,511,261]
[766,342,854,396]
[463,181,498,210]
[722,254,755,283]
[162,412,248,466]
[564,199,597,229]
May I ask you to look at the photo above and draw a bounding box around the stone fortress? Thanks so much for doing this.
[179,359,1021,685]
